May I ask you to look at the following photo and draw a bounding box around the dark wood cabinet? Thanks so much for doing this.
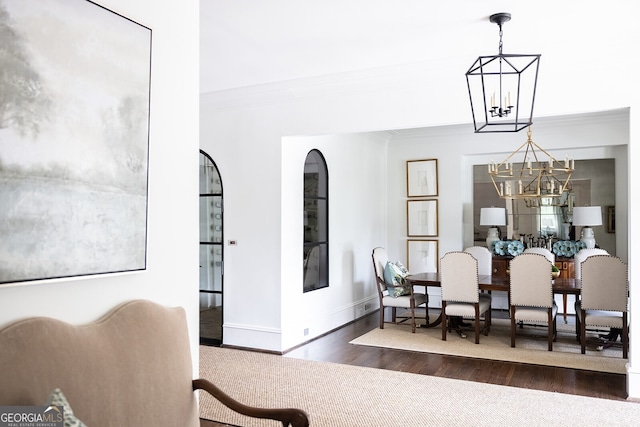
[491,256,510,279]
[492,256,575,279]
[555,257,575,279]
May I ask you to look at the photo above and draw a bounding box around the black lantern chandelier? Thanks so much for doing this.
[466,13,541,133]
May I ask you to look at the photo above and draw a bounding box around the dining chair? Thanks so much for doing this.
[576,255,628,358]
[509,253,557,351]
[573,248,609,336]
[524,247,555,264]
[371,247,428,333]
[440,251,491,344]
[574,248,608,280]
[524,247,562,320]
[463,246,493,276]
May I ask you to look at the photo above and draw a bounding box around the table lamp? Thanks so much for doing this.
[480,207,506,249]
[572,206,602,249]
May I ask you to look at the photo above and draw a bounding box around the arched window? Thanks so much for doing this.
[199,150,223,346]
[303,150,328,292]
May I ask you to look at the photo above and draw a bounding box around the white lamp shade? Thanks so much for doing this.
[572,206,602,226]
[480,207,506,226]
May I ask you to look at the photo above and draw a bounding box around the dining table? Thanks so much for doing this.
[406,272,580,328]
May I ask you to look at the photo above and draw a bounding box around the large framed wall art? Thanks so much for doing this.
[407,199,438,237]
[0,0,152,284]
[407,239,438,273]
[406,159,438,197]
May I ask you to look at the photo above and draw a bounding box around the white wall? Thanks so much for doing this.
[0,0,200,374]
[200,10,640,396]
[280,133,388,350]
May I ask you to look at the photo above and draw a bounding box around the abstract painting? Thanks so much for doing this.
[0,0,151,284]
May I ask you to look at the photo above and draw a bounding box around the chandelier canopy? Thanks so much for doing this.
[488,127,574,206]
[466,13,541,133]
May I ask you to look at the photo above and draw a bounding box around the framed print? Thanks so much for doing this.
[407,240,439,273]
[407,200,438,237]
[0,0,151,284]
[407,159,438,197]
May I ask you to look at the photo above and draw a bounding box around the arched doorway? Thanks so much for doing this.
[199,150,223,346]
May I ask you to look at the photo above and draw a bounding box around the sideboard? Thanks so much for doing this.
[491,256,575,279]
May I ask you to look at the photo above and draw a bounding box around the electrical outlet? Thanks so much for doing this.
[303,328,309,336]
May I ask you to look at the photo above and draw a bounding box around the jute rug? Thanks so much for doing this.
[199,346,639,427]
[349,316,627,374]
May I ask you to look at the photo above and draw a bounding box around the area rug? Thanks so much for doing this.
[199,346,639,427]
[349,317,626,374]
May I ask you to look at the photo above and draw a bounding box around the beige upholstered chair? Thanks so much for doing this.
[440,251,492,344]
[572,248,609,335]
[463,246,493,276]
[372,247,428,333]
[509,253,557,351]
[574,248,608,280]
[525,247,565,322]
[524,247,555,264]
[577,255,628,358]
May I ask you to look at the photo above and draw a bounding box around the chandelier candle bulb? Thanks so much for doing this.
[519,180,523,194]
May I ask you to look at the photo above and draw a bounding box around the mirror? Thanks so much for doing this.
[473,159,616,253]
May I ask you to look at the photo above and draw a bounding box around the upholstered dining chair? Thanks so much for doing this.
[463,246,493,276]
[509,253,557,351]
[572,248,609,335]
[524,247,563,320]
[371,247,428,333]
[576,255,628,358]
[524,247,555,264]
[440,251,492,344]
[574,248,608,280]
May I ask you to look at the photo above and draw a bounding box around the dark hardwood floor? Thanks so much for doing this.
[283,310,628,401]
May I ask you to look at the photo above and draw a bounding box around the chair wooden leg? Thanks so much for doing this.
[483,307,491,336]
[391,307,396,323]
[623,313,629,359]
[474,303,480,344]
[441,302,447,341]
[575,300,581,342]
[379,307,384,329]
[547,308,553,351]
[580,309,587,354]
[510,306,516,348]
[410,299,416,333]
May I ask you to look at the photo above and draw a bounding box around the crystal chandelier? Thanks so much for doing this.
[488,127,574,206]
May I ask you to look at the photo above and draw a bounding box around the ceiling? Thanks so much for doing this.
[199,1,611,95]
